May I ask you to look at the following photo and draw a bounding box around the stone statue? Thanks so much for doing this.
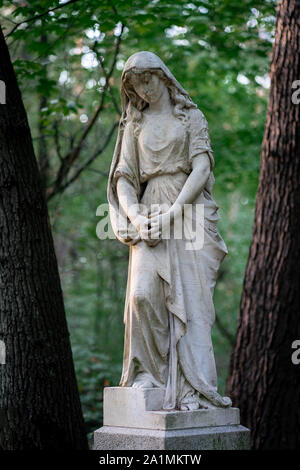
[107,51,232,412]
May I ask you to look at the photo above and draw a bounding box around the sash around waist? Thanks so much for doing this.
[141,172,188,208]
[140,171,220,224]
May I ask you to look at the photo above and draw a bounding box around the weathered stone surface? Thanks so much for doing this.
[104,387,240,430]
[94,425,250,450]
[107,51,232,411]
[98,52,251,451]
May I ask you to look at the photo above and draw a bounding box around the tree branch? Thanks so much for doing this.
[215,313,235,347]
[46,24,124,200]
[53,120,63,161]
[93,43,122,117]
[6,0,81,37]
[46,122,117,201]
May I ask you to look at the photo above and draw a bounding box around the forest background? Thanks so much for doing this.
[0,0,276,437]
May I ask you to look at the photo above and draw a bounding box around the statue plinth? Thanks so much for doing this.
[93,387,250,450]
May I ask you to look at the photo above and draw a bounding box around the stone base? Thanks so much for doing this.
[94,425,250,450]
[103,387,240,430]
[94,387,250,450]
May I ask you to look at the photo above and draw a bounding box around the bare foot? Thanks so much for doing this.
[180,401,200,411]
[132,373,155,389]
[132,379,154,389]
[180,394,201,411]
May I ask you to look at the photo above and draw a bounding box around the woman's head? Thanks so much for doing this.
[120,52,197,134]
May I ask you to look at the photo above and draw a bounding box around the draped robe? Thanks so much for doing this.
[108,105,230,409]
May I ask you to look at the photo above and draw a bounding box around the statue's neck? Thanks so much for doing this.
[147,87,172,115]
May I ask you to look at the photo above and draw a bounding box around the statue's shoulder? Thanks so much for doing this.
[120,118,137,143]
[187,107,208,130]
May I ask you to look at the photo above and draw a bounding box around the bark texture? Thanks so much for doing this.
[0,27,88,450]
[227,0,300,449]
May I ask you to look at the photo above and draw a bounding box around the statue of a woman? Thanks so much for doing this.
[108,51,231,411]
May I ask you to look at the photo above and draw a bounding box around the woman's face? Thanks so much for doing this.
[129,71,166,104]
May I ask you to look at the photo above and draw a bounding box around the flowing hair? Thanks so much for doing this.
[121,68,197,138]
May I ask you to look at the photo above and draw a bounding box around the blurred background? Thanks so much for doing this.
[1,0,276,437]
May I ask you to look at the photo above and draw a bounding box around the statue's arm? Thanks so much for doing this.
[117,176,140,222]
[168,152,211,222]
[147,153,210,238]
[117,176,151,238]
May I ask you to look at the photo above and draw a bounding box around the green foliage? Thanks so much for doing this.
[72,341,121,435]
[1,0,276,430]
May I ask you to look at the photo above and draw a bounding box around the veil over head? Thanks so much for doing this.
[120,51,195,115]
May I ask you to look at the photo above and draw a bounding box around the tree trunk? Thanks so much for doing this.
[0,27,88,450]
[227,0,300,449]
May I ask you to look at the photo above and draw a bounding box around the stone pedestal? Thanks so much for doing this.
[94,387,250,450]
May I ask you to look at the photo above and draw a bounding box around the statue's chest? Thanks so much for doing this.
[140,115,186,154]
